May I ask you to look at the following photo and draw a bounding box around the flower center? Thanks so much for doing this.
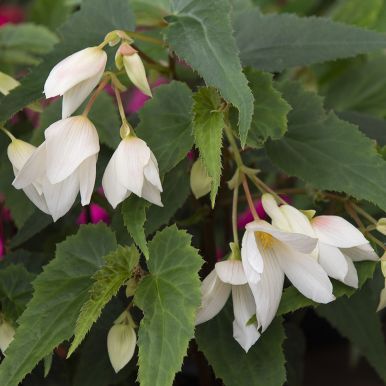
[255,232,274,249]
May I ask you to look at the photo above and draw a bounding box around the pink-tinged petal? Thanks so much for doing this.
[196,269,231,325]
[245,220,317,254]
[215,260,247,285]
[232,285,260,352]
[341,244,379,262]
[311,215,368,248]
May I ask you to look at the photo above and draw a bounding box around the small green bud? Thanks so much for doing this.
[376,218,386,236]
[190,159,212,199]
[0,317,15,354]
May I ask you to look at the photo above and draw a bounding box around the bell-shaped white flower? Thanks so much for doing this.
[241,217,334,332]
[44,47,107,118]
[196,259,260,352]
[13,116,99,221]
[0,318,15,354]
[117,43,152,97]
[7,137,49,214]
[102,134,162,208]
[107,311,137,373]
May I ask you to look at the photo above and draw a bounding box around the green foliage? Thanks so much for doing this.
[196,306,286,386]
[0,23,58,68]
[193,87,224,206]
[266,81,386,212]
[245,68,291,148]
[0,0,135,122]
[234,8,386,72]
[29,0,72,30]
[137,81,194,175]
[165,0,254,146]
[0,224,117,386]
[0,264,35,321]
[135,226,203,386]
[317,270,386,381]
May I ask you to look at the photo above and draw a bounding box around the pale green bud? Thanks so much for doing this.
[376,218,386,236]
[0,72,19,96]
[0,319,15,354]
[190,159,212,199]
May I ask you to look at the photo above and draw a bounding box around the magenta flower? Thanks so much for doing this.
[0,5,24,26]
[77,203,110,225]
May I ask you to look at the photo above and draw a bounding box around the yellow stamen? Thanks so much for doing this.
[255,232,274,249]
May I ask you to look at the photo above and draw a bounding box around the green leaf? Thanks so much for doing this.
[165,0,254,146]
[0,265,35,321]
[325,56,386,117]
[0,23,58,67]
[68,245,139,356]
[193,87,224,206]
[135,226,203,386]
[196,306,286,386]
[317,270,386,382]
[234,8,386,72]
[0,0,135,122]
[245,68,291,148]
[0,223,117,386]
[266,81,386,212]
[137,81,194,175]
[29,0,71,30]
[278,261,376,316]
[122,198,149,258]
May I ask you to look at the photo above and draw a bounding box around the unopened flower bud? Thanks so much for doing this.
[0,318,15,354]
[125,278,137,297]
[0,71,19,95]
[190,159,212,199]
[376,218,386,236]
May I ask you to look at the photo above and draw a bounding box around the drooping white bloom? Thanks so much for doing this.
[196,259,260,352]
[262,193,379,289]
[44,47,107,118]
[0,319,15,354]
[13,116,99,221]
[117,43,152,97]
[102,135,162,208]
[241,210,335,332]
[7,138,49,215]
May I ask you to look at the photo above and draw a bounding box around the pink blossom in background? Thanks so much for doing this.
[0,233,4,257]
[0,5,24,26]
[126,77,169,113]
[216,247,225,262]
[77,203,110,225]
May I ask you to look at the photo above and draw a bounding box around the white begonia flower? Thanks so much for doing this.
[44,47,107,119]
[262,193,379,289]
[7,137,50,215]
[117,43,152,97]
[196,259,260,353]
[102,135,163,208]
[241,205,335,332]
[0,318,15,354]
[13,116,99,221]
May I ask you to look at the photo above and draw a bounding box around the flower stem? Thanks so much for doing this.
[248,174,287,205]
[232,177,240,247]
[0,127,15,141]
[223,122,243,168]
[242,176,259,220]
[351,202,377,225]
[113,86,128,125]
[82,77,109,116]
[128,31,165,46]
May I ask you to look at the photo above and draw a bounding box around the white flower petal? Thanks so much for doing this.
[249,251,284,332]
[79,155,97,206]
[23,185,50,215]
[261,193,291,231]
[232,285,260,352]
[341,244,379,262]
[144,153,162,191]
[245,220,317,254]
[318,242,349,283]
[45,116,99,184]
[311,215,368,248]
[13,142,46,189]
[215,260,247,285]
[61,68,105,118]
[196,269,231,325]
[141,179,163,207]
[280,205,316,239]
[7,139,35,171]
[102,150,130,208]
[43,172,79,222]
[276,243,335,304]
[241,230,263,284]
[123,53,152,97]
[44,47,107,97]
[343,255,358,288]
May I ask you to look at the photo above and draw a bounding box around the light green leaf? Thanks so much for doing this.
[196,305,286,386]
[0,0,135,122]
[0,23,58,67]
[266,81,386,212]
[165,0,254,146]
[193,87,224,206]
[0,265,35,321]
[0,223,117,386]
[137,81,194,175]
[135,225,203,386]
[122,198,149,259]
[234,8,386,72]
[68,245,139,356]
[245,68,291,148]
[317,270,386,382]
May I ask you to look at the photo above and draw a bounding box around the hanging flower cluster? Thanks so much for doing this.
[4,31,163,221]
